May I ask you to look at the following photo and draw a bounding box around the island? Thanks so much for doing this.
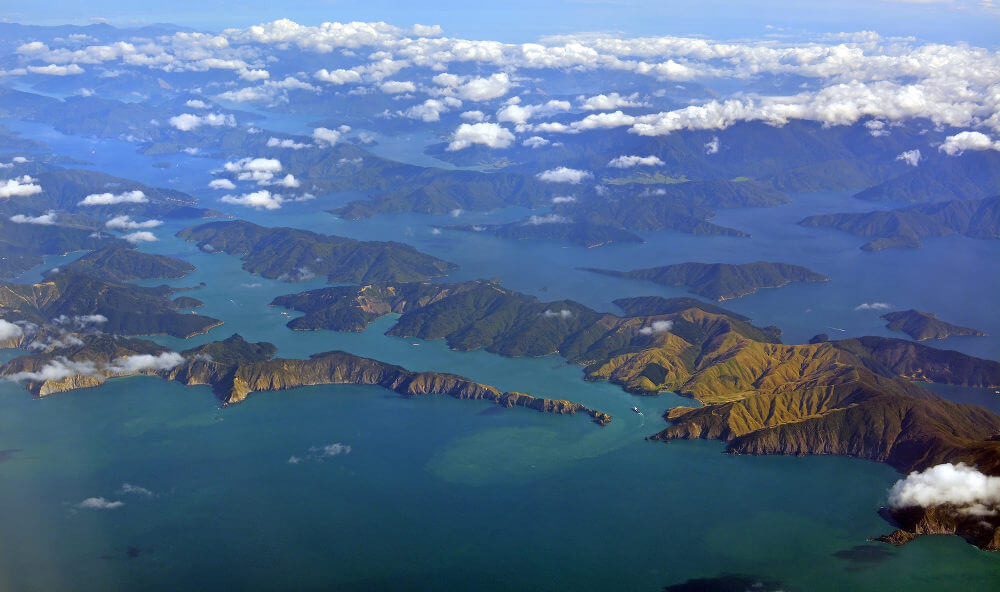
[177,220,456,283]
[798,195,1000,250]
[62,246,195,282]
[881,309,988,341]
[581,261,829,301]
[0,333,611,425]
[0,269,221,340]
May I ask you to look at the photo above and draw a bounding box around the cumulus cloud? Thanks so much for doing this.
[267,137,311,149]
[124,231,158,243]
[380,79,416,94]
[579,92,646,111]
[10,211,56,225]
[639,320,674,335]
[552,195,576,204]
[889,463,1000,516]
[496,100,570,125]
[704,136,721,155]
[221,189,284,210]
[0,175,43,198]
[168,112,236,131]
[608,155,664,168]
[185,99,210,109]
[542,309,573,319]
[107,352,184,374]
[456,73,511,101]
[119,483,155,497]
[28,64,84,76]
[315,68,362,84]
[106,215,162,230]
[524,213,569,225]
[854,301,891,311]
[938,131,1000,155]
[0,319,23,341]
[522,136,550,148]
[223,157,283,185]
[209,178,237,190]
[896,149,921,166]
[6,357,99,383]
[78,190,148,206]
[460,110,485,122]
[289,442,352,463]
[536,167,593,183]
[77,497,123,510]
[446,122,515,150]
[404,97,462,122]
[312,127,341,146]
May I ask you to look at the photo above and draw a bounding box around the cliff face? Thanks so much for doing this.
[876,504,1000,551]
[171,349,611,425]
[0,333,611,426]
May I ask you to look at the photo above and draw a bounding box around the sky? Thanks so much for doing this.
[3,0,999,46]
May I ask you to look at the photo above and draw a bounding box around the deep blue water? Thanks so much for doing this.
[1,119,999,591]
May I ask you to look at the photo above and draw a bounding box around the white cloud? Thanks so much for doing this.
[10,211,56,225]
[267,137,310,149]
[896,149,921,166]
[185,99,210,109]
[938,131,1000,155]
[536,167,593,183]
[456,73,511,101]
[608,155,664,168]
[405,97,461,122]
[106,216,162,230]
[209,178,237,190]
[0,319,23,341]
[275,174,300,188]
[107,352,184,374]
[77,497,123,510]
[460,110,485,122]
[522,136,550,148]
[6,357,99,383]
[28,64,84,76]
[889,463,1000,516]
[380,79,416,94]
[552,195,576,204]
[119,483,155,497]
[124,231,158,243]
[854,301,891,311]
[223,157,283,185]
[315,68,362,84]
[78,190,148,206]
[312,127,341,146]
[579,92,646,111]
[433,72,463,87]
[524,213,569,225]
[705,136,721,155]
[639,320,674,335]
[446,122,515,150]
[0,175,42,198]
[221,190,285,210]
[168,112,236,131]
[496,100,570,125]
[542,309,573,319]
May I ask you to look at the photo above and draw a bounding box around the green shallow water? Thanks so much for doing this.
[0,121,998,590]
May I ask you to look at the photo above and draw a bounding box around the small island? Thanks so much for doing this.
[62,245,195,282]
[581,261,829,301]
[881,309,988,341]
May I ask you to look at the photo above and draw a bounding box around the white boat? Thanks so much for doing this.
[632,406,642,415]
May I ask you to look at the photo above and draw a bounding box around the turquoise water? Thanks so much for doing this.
[1,121,999,590]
